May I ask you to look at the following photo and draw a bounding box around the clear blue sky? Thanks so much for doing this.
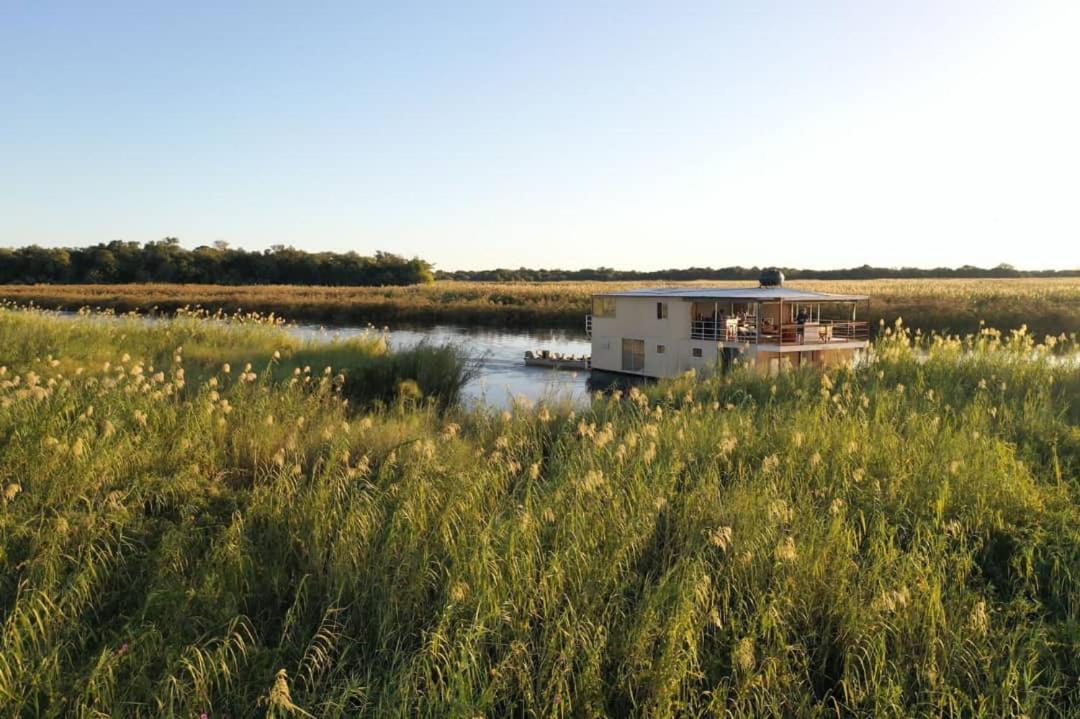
[2,1,1077,271]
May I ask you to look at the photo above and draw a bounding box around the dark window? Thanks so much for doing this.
[657,302,668,319]
[692,347,703,358]
[656,344,665,354]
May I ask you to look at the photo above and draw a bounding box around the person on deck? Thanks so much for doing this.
[795,308,809,342]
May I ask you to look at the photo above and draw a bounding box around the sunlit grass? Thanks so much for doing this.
[1,277,1077,336]
[0,307,1077,716]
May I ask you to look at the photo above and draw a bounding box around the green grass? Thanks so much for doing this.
[0,308,1078,717]
[0,304,470,410]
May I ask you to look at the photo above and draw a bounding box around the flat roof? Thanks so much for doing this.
[596,286,869,302]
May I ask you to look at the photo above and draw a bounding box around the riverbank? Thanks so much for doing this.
[0,305,473,409]
[2,277,1078,337]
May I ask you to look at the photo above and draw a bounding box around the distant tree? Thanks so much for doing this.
[435,263,1076,282]
[1,240,1072,286]
[0,239,437,286]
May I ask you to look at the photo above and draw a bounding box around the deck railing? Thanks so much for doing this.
[691,319,868,345]
[817,321,870,342]
[585,314,592,336]
[691,320,756,342]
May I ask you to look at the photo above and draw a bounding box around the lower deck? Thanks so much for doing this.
[750,346,864,374]
[590,334,867,379]
[724,340,868,353]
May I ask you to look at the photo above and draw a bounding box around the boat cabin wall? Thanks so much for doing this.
[589,296,692,378]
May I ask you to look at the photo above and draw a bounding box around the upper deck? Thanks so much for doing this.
[593,286,869,303]
[690,317,869,346]
[589,285,870,348]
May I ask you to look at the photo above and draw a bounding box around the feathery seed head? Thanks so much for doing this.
[450,581,470,602]
[734,637,755,672]
[775,536,798,562]
[970,601,989,634]
[581,469,605,492]
[709,526,733,551]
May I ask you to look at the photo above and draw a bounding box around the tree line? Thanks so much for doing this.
[436,263,1077,282]
[0,239,435,286]
[1,240,1073,285]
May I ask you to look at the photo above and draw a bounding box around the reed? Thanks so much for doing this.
[1,277,1077,336]
[0,307,1077,717]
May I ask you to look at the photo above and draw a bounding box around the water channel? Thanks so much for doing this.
[289,323,595,408]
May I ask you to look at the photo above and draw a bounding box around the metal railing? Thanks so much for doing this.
[585,314,592,336]
[819,321,870,342]
[691,320,756,342]
[691,319,868,345]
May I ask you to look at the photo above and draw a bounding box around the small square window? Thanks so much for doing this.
[656,344,665,354]
[692,347,703,358]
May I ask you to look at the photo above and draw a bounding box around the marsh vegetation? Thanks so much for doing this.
[1,277,1077,338]
[0,307,1078,716]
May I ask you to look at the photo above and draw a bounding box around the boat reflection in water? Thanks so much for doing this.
[585,369,653,397]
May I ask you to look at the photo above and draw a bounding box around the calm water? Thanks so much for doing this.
[53,310,598,407]
[289,323,594,408]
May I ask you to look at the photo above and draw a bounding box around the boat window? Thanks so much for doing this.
[657,302,668,319]
[621,338,645,372]
[656,344,665,354]
[692,347,703,358]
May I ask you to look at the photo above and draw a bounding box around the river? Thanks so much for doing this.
[52,310,599,407]
[289,323,594,408]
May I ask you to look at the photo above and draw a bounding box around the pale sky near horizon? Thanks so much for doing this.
[2,1,1078,271]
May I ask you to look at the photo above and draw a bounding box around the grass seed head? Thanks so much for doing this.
[775,536,798,562]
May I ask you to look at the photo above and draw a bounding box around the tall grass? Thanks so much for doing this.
[1,277,1077,336]
[0,303,471,409]
[0,308,1077,716]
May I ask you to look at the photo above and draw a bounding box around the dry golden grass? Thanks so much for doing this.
[1,278,1077,336]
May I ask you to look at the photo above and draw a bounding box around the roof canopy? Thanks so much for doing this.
[597,287,869,302]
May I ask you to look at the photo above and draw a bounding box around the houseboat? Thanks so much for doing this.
[587,270,869,378]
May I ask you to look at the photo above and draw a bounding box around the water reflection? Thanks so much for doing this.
[54,310,650,409]
[288,323,598,409]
